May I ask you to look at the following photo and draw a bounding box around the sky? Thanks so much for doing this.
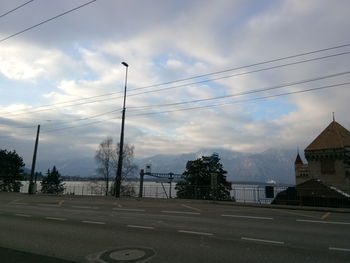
[0,0,350,168]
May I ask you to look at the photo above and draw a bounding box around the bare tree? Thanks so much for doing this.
[95,137,138,196]
[111,143,138,196]
[113,143,138,180]
[95,137,114,195]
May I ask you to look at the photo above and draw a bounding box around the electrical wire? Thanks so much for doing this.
[0,0,97,43]
[0,0,34,19]
[27,81,350,134]
[43,116,120,133]
[127,82,350,117]
[127,70,350,111]
[0,108,121,130]
[127,44,350,92]
[3,50,350,116]
[2,69,350,131]
[125,55,350,100]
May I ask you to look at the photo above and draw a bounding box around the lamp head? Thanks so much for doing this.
[121,62,129,67]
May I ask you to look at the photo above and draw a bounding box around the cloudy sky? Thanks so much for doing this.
[1,0,350,168]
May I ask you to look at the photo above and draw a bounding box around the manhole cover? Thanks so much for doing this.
[87,247,155,263]
[110,249,146,260]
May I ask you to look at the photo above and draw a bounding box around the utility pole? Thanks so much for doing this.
[115,62,129,197]
[28,124,40,194]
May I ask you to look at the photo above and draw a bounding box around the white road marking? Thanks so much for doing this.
[12,202,28,205]
[297,219,350,225]
[329,247,350,252]
[81,220,106,225]
[113,208,145,212]
[161,210,200,215]
[37,204,59,207]
[181,204,202,212]
[15,214,32,218]
[178,230,213,236]
[127,225,154,230]
[72,206,99,210]
[222,214,273,220]
[241,237,284,245]
[45,217,66,221]
[113,201,122,208]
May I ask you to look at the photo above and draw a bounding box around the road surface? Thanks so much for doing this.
[0,193,349,262]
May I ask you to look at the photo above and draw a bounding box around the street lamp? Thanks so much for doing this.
[115,62,129,197]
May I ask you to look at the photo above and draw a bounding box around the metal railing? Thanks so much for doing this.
[18,181,350,208]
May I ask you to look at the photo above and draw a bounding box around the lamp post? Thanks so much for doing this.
[115,61,128,197]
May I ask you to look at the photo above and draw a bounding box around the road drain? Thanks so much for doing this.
[87,247,155,263]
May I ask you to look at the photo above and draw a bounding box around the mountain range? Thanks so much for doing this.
[33,148,298,184]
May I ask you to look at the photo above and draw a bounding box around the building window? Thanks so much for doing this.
[321,159,335,174]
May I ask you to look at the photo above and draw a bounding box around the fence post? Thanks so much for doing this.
[139,169,144,198]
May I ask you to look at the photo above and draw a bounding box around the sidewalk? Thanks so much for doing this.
[2,192,350,213]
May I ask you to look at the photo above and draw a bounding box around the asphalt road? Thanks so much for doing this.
[0,193,349,263]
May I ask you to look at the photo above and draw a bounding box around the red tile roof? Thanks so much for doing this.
[305,121,350,151]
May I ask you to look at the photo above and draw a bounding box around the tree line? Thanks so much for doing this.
[1,141,233,200]
[0,148,65,194]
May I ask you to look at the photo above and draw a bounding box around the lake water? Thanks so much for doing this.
[20,180,289,204]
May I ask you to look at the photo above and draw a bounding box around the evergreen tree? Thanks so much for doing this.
[41,166,65,194]
[0,149,25,192]
[176,153,232,200]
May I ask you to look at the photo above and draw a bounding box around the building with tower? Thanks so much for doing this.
[295,119,350,194]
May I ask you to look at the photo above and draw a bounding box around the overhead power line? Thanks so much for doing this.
[0,0,97,43]
[0,108,121,130]
[127,70,350,111]
[0,0,34,19]
[21,77,350,132]
[128,44,350,92]
[1,81,348,137]
[2,50,350,117]
[35,81,350,134]
[43,116,120,133]
[127,82,350,117]
[125,53,350,99]
[2,69,350,130]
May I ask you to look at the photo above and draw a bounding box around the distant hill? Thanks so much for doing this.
[135,148,296,184]
[33,148,297,184]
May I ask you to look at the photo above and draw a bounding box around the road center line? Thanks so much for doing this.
[222,214,273,220]
[113,208,145,212]
[45,217,66,221]
[241,237,284,245]
[329,247,350,252]
[127,225,154,230]
[15,214,32,217]
[72,206,99,210]
[178,230,213,236]
[161,210,200,215]
[81,220,106,225]
[297,219,350,225]
[181,204,202,212]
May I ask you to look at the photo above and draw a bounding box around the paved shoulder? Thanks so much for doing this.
[0,247,76,263]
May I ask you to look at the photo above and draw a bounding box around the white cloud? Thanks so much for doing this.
[1,0,350,167]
